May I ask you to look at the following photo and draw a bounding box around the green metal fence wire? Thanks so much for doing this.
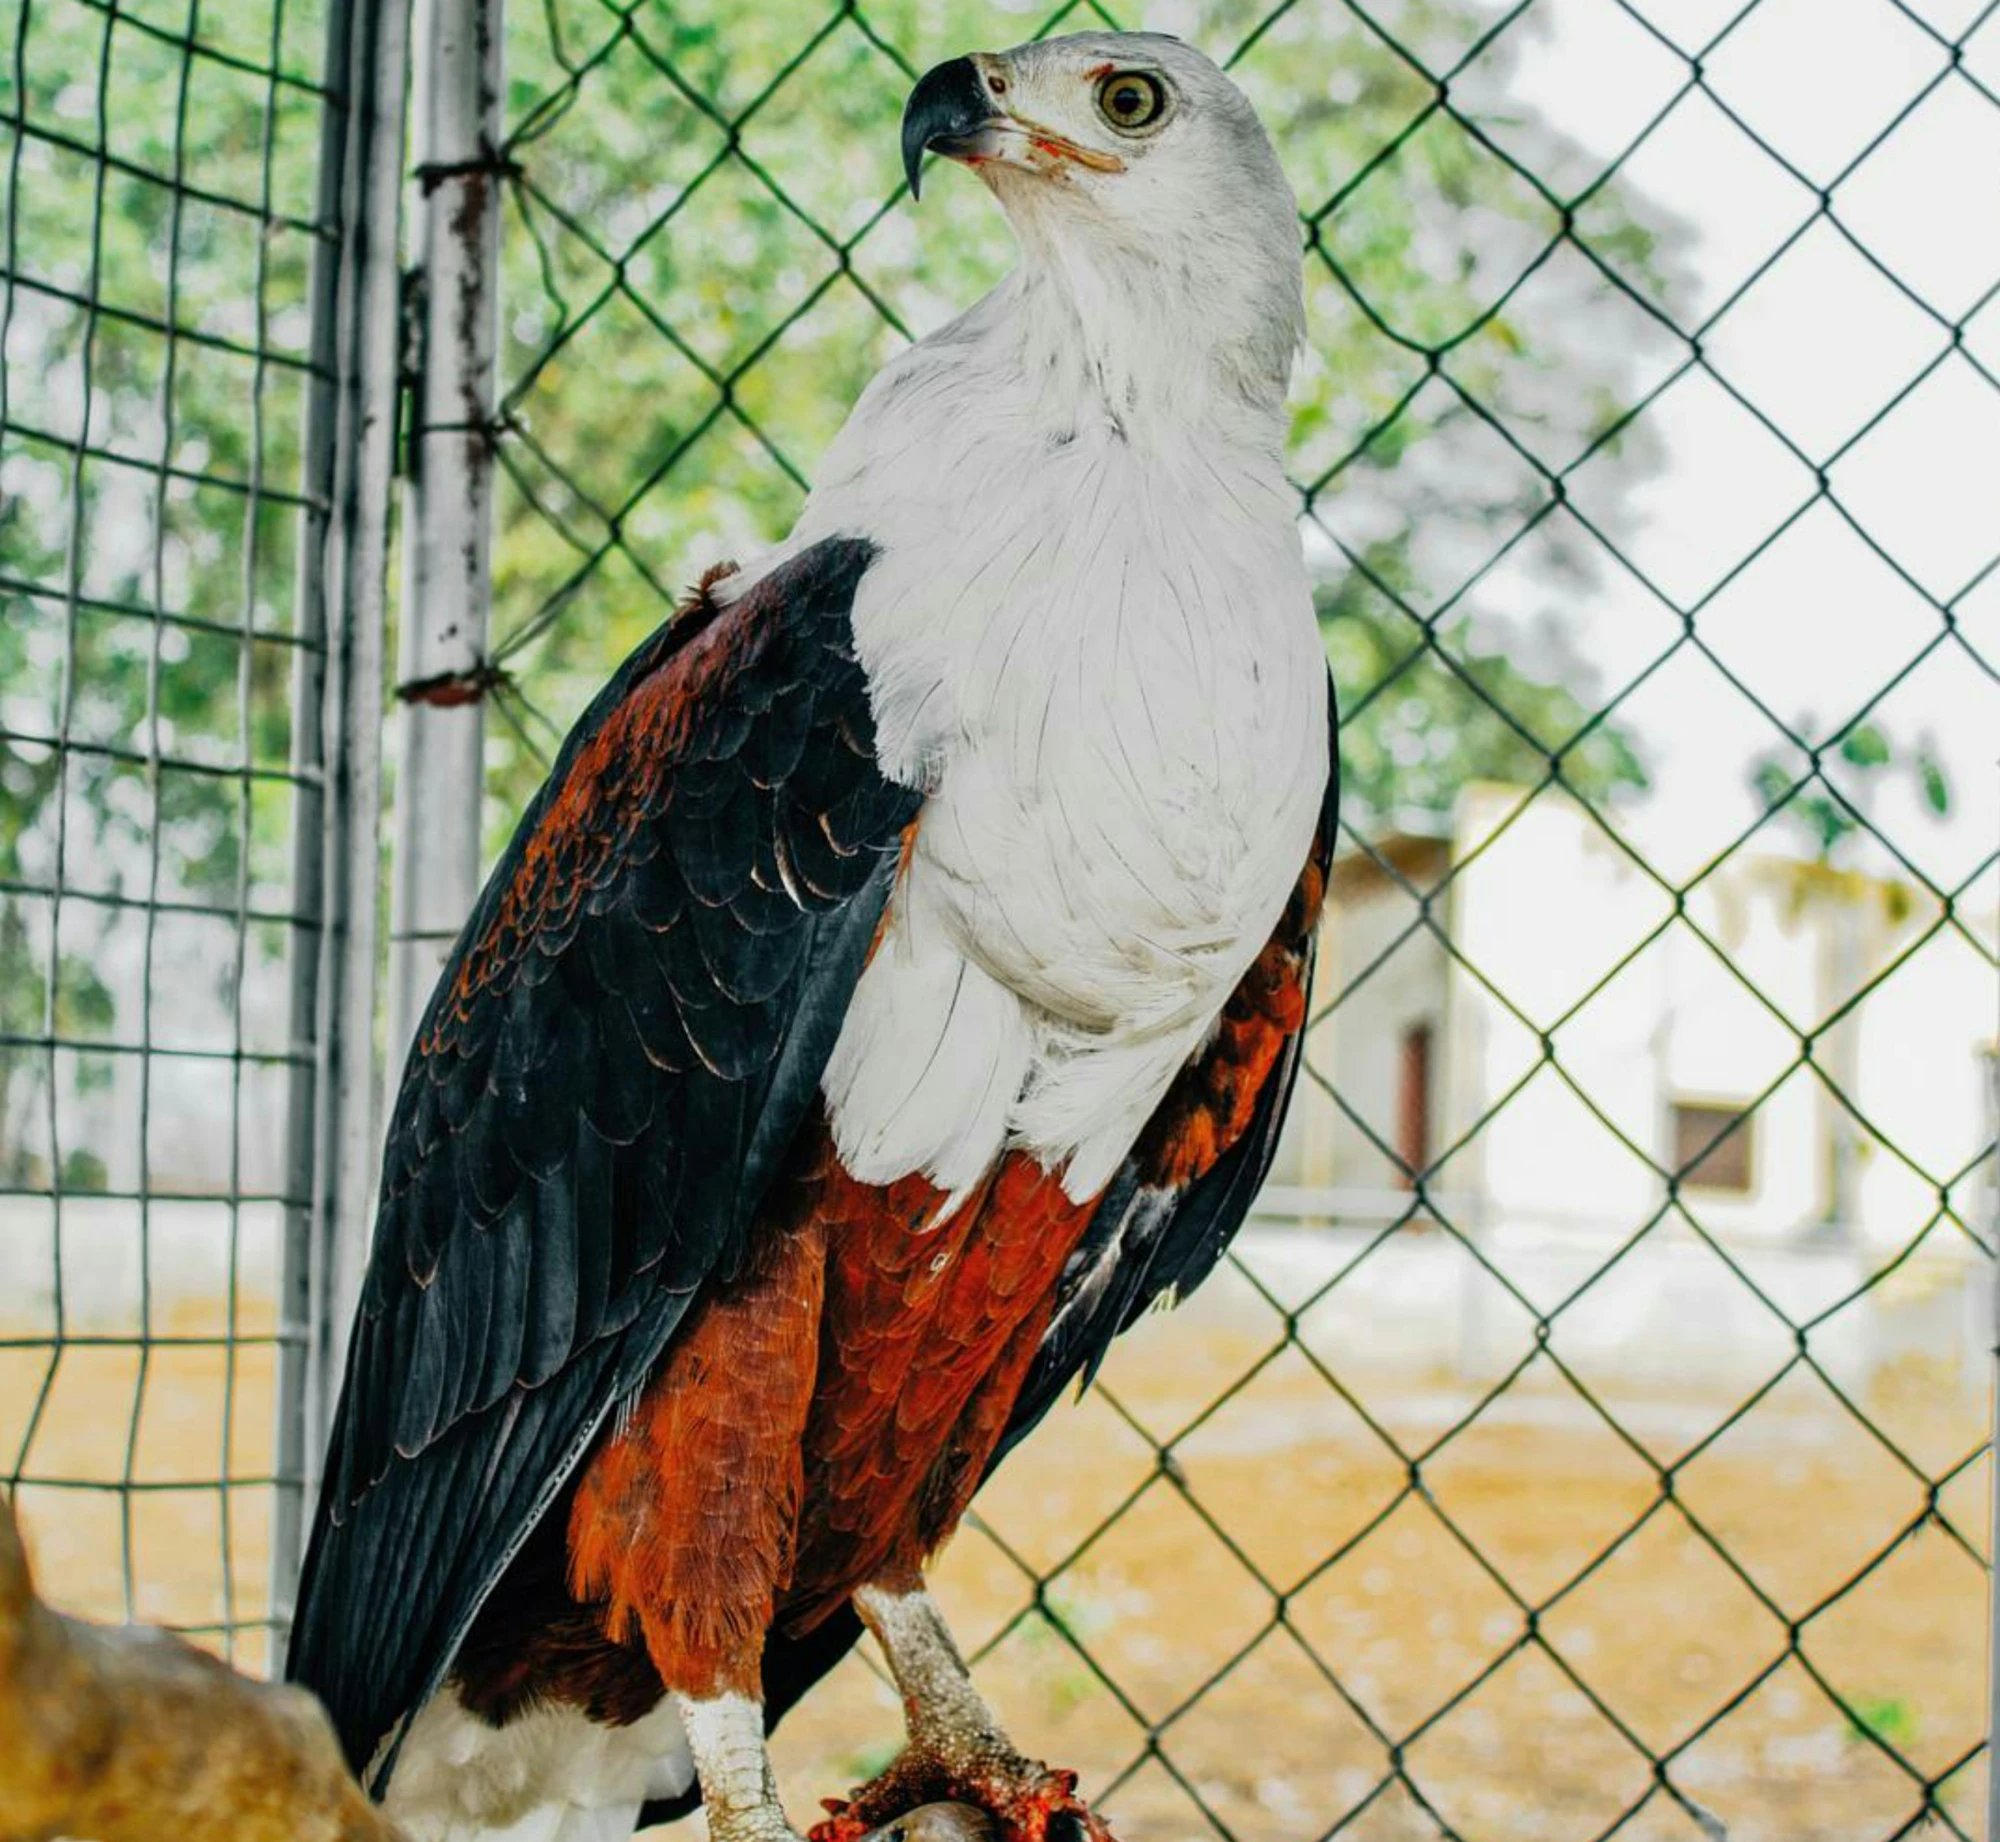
[1,0,1996,1837]
[451,1,1999,1838]
[0,0,346,1674]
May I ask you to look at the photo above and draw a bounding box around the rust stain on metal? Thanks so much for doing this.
[439,149,502,496]
[446,172,490,376]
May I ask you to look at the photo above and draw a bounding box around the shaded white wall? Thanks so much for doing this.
[1281,837,1452,1198]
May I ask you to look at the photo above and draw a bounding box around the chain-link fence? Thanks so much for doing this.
[0,0,352,1672]
[3,0,1997,1836]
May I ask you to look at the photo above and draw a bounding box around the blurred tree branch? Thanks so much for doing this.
[0,1494,397,1842]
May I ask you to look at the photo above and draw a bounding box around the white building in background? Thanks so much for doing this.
[1252,784,1997,1399]
[1295,782,1996,1237]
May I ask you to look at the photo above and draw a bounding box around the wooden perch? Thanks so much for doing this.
[0,1494,398,1842]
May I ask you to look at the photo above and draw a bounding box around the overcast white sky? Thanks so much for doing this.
[1466,0,1999,916]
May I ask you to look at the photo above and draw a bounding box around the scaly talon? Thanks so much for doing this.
[829,1585,1119,1842]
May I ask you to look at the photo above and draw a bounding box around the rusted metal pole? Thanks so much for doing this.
[388,0,505,1070]
[276,0,409,1625]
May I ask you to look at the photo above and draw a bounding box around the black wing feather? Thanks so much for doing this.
[287,537,921,1782]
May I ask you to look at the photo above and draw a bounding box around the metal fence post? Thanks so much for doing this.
[388,0,506,1070]
[273,0,412,1638]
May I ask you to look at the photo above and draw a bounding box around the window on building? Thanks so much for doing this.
[1671,1100,1754,1194]
[1396,1022,1432,1189]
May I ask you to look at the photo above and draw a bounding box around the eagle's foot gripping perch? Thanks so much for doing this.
[812,1755,1116,1842]
[827,1585,1120,1842]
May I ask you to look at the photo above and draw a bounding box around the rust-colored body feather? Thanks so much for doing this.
[787,1142,1095,1631]
[566,1209,828,1698]
[470,1128,1095,1705]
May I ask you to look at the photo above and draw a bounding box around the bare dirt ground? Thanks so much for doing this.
[2,1274,1987,1842]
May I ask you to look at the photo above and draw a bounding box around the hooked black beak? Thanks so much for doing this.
[901,57,1002,199]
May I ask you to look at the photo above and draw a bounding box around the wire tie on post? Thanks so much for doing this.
[395,658,510,708]
[413,139,524,194]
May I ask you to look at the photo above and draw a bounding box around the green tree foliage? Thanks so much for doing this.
[1749,720,1952,863]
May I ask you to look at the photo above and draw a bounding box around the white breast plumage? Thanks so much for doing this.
[734,268,1325,1204]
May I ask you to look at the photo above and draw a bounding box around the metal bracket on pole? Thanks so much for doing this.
[389,0,506,1070]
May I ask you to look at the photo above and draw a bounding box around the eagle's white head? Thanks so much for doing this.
[901,33,1305,426]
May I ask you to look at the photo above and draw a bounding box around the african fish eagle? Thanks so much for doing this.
[288,31,1336,1842]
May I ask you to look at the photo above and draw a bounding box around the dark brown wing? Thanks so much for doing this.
[286,536,923,1782]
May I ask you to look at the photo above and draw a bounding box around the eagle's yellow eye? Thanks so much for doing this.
[1096,70,1166,131]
